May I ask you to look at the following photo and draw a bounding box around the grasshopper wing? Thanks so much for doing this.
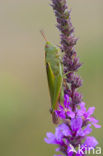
[46,62,55,105]
[52,63,63,111]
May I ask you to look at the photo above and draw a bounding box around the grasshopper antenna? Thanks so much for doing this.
[40,30,48,42]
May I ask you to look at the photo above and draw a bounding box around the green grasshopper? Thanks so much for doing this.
[41,31,64,124]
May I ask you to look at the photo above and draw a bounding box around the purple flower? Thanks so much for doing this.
[77,102,101,128]
[44,132,56,144]
[45,117,93,155]
[70,117,92,137]
[44,0,101,155]
[79,137,98,153]
[45,123,71,145]
[55,123,71,142]
[83,136,98,148]
[71,117,82,132]
[55,95,75,119]
[72,92,83,105]
[78,124,92,136]
[68,137,98,155]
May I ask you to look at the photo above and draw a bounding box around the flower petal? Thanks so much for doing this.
[44,132,56,144]
[87,107,95,117]
[56,147,60,152]
[64,94,70,108]
[59,123,71,136]
[55,110,66,119]
[89,117,101,128]
[83,136,98,148]
[79,102,86,113]
[67,110,75,118]
[71,117,82,132]
[77,102,86,116]
[55,127,64,142]
[67,145,74,156]
[82,124,92,135]
[78,124,92,136]
[55,123,71,142]
[92,123,101,128]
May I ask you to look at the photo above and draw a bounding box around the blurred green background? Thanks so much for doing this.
[0,0,102,155]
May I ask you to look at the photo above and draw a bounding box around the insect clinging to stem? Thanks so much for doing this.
[41,30,69,124]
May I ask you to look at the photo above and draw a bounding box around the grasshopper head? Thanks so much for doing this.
[45,42,57,55]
